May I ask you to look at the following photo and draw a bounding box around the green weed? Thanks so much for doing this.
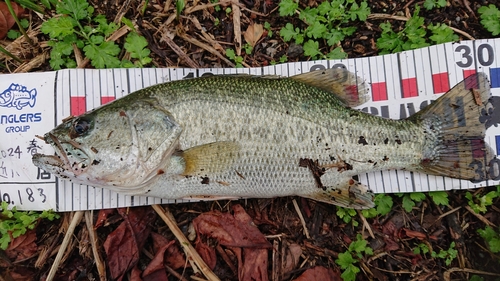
[413,243,430,255]
[41,0,152,69]
[377,5,458,54]
[396,192,426,212]
[336,234,373,281]
[337,206,359,226]
[433,242,458,266]
[414,241,458,266]
[465,187,499,214]
[278,0,370,59]
[0,202,59,250]
[428,191,449,206]
[361,193,393,218]
[423,0,446,10]
[271,54,288,65]
[478,226,500,253]
[243,43,253,55]
[6,18,29,39]
[264,21,273,37]
[478,4,500,36]
[225,48,244,67]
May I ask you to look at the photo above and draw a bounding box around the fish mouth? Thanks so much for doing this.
[33,133,92,177]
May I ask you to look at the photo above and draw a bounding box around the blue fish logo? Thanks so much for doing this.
[0,83,37,110]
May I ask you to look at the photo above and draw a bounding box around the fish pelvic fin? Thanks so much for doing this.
[409,73,495,182]
[304,178,375,209]
[180,141,241,176]
[290,68,370,107]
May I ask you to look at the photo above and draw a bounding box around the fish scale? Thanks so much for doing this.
[32,69,494,209]
[149,99,421,199]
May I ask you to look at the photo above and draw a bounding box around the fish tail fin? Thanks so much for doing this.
[409,73,495,182]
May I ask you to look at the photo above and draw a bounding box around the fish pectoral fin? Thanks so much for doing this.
[291,68,370,107]
[304,178,375,209]
[180,141,241,176]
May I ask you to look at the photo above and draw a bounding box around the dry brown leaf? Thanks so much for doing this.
[4,267,37,281]
[150,232,186,270]
[94,208,116,229]
[142,233,174,281]
[195,238,217,269]
[5,229,37,262]
[193,204,271,280]
[0,2,24,39]
[402,228,438,241]
[292,266,342,281]
[244,23,264,48]
[130,265,143,281]
[240,248,268,281]
[283,243,302,274]
[193,204,271,248]
[103,207,156,281]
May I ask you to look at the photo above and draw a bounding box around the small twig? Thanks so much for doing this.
[357,210,374,239]
[108,25,131,42]
[465,205,496,227]
[492,205,500,213]
[216,244,238,275]
[292,199,310,239]
[152,205,220,281]
[443,267,500,281]
[185,0,268,16]
[190,276,209,281]
[161,32,200,68]
[163,0,173,12]
[185,0,232,14]
[231,0,242,56]
[426,206,462,228]
[0,45,22,63]
[437,206,462,221]
[47,211,84,281]
[368,13,410,21]
[166,265,190,281]
[271,240,279,281]
[177,30,235,67]
[367,13,475,40]
[85,211,106,281]
[14,52,46,73]
[113,0,132,23]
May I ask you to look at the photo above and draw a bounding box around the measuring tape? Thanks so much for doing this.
[0,38,499,211]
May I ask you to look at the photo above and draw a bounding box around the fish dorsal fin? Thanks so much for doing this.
[180,141,241,176]
[291,68,370,107]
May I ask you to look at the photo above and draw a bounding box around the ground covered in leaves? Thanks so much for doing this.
[1,0,500,280]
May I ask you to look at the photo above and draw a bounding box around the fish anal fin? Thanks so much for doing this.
[291,68,370,107]
[303,178,375,209]
[181,141,241,176]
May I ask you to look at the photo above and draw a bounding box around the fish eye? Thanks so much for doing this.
[73,119,90,135]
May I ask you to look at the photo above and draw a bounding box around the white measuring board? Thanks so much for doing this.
[1,38,500,211]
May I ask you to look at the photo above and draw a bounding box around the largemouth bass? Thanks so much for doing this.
[32,69,494,209]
